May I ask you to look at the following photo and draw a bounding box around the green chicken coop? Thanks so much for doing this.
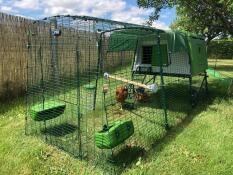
[108,28,208,107]
[108,29,208,77]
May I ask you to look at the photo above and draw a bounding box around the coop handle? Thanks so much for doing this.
[104,72,158,93]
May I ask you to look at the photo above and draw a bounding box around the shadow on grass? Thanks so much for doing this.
[107,79,232,174]
[0,97,24,116]
[41,123,77,137]
[143,79,232,162]
[150,99,209,148]
[110,145,145,167]
[132,83,192,114]
[101,84,196,173]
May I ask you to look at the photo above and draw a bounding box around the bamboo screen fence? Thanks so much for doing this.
[0,13,31,101]
[0,13,129,101]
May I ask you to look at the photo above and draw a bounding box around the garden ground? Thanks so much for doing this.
[0,59,232,175]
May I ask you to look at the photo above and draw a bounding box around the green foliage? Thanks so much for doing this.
[208,40,233,59]
[137,0,175,23]
[137,0,233,41]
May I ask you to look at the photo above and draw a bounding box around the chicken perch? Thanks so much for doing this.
[116,86,128,110]
[104,72,158,93]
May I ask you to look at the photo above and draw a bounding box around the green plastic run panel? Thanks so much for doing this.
[29,101,66,121]
[188,37,208,75]
[95,120,134,149]
[152,44,169,67]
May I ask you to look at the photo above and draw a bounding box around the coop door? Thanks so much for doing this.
[151,44,169,67]
[189,38,208,75]
[141,46,153,64]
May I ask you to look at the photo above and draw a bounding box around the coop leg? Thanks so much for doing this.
[142,74,147,84]
[153,75,156,84]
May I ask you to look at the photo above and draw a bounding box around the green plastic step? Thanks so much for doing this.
[95,120,134,149]
[29,101,66,121]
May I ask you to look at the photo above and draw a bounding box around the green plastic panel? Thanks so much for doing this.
[188,37,208,75]
[29,101,66,121]
[95,120,134,149]
[152,44,169,67]
[108,33,138,52]
[108,29,195,53]
[107,28,208,75]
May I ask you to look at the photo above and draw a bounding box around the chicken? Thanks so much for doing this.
[135,92,148,102]
[116,86,128,110]
[135,87,148,102]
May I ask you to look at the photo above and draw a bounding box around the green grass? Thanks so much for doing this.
[125,95,233,175]
[0,59,233,174]
[208,59,233,78]
[0,99,102,175]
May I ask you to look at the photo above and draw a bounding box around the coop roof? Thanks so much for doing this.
[108,27,205,53]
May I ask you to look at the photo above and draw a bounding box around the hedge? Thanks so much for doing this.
[208,39,233,59]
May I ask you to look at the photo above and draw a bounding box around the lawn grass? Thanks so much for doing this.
[0,59,233,175]
[124,59,233,174]
[125,92,233,175]
[0,99,103,175]
[208,59,233,78]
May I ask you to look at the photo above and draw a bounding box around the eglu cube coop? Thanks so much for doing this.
[26,15,208,170]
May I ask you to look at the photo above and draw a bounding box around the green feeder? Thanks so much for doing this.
[29,101,66,121]
[95,120,134,149]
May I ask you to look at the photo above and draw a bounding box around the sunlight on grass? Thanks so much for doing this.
[0,59,232,174]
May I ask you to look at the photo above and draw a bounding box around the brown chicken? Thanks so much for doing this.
[135,87,148,102]
[116,86,128,110]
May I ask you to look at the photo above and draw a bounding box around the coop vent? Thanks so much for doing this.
[142,46,153,64]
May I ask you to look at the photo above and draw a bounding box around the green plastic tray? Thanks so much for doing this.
[95,120,134,149]
[29,101,66,121]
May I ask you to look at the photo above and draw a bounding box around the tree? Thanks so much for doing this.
[137,0,233,42]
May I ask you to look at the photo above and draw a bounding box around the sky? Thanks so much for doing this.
[0,0,176,30]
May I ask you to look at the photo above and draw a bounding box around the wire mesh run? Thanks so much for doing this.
[25,15,209,173]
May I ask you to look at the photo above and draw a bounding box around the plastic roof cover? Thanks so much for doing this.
[108,27,205,53]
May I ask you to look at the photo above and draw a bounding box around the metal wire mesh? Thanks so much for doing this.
[25,15,209,174]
